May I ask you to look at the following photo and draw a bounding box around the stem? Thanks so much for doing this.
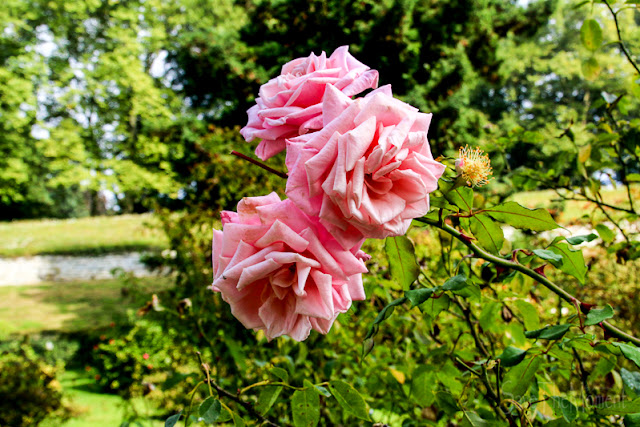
[603,1,640,76]
[231,151,288,179]
[415,216,640,346]
[208,378,281,427]
[453,296,490,359]
[596,202,630,243]
[184,381,205,427]
[239,380,311,394]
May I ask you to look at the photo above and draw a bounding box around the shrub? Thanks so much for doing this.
[0,343,70,426]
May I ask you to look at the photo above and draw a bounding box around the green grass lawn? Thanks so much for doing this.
[40,370,163,427]
[0,277,173,338]
[0,214,168,257]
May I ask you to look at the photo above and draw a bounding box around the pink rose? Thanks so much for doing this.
[285,85,446,249]
[211,193,368,341]
[240,46,379,161]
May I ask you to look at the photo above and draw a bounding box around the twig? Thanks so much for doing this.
[603,1,640,76]
[196,352,281,426]
[231,151,288,179]
[415,216,640,346]
[208,378,281,427]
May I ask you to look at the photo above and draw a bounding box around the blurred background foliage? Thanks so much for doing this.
[2,0,640,425]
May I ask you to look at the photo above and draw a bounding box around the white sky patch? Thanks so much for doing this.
[150,50,168,78]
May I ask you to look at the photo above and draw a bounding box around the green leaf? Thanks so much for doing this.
[365,297,407,340]
[313,385,331,397]
[503,357,542,398]
[525,324,571,340]
[585,304,614,326]
[533,249,563,267]
[497,346,528,367]
[291,387,320,427]
[420,294,450,317]
[164,411,182,427]
[256,386,282,415]
[385,236,419,290]
[440,181,474,212]
[269,366,289,382]
[484,202,559,231]
[582,57,600,80]
[549,396,578,422]
[479,302,500,332]
[470,214,504,254]
[613,343,640,369]
[513,300,540,330]
[548,241,588,285]
[217,407,232,423]
[581,19,603,51]
[411,370,436,407]
[435,391,460,415]
[441,274,468,291]
[199,397,221,424]
[329,380,370,421]
[621,368,640,396]
[461,411,490,427]
[596,224,615,243]
[598,398,640,415]
[231,410,245,427]
[566,233,598,245]
[628,173,640,182]
[405,288,436,308]
[625,414,640,427]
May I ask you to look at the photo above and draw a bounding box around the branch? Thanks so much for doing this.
[196,352,281,426]
[231,151,288,180]
[208,379,281,427]
[415,216,640,347]
[604,1,640,76]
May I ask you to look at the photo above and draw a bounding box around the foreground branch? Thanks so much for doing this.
[415,216,640,347]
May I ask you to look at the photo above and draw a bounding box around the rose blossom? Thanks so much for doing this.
[240,46,379,161]
[285,85,446,250]
[211,193,368,342]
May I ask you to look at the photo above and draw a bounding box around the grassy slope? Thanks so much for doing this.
[40,370,163,427]
[0,214,168,257]
[0,278,172,338]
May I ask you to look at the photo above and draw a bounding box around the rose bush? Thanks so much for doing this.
[285,85,446,249]
[211,193,368,341]
[240,46,379,161]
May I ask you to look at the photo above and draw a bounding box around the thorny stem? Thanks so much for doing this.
[415,216,640,347]
[231,150,288,180]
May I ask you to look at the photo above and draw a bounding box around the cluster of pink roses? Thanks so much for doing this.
[211,46,445,341]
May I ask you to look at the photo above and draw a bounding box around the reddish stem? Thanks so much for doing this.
[230,151,288,180]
